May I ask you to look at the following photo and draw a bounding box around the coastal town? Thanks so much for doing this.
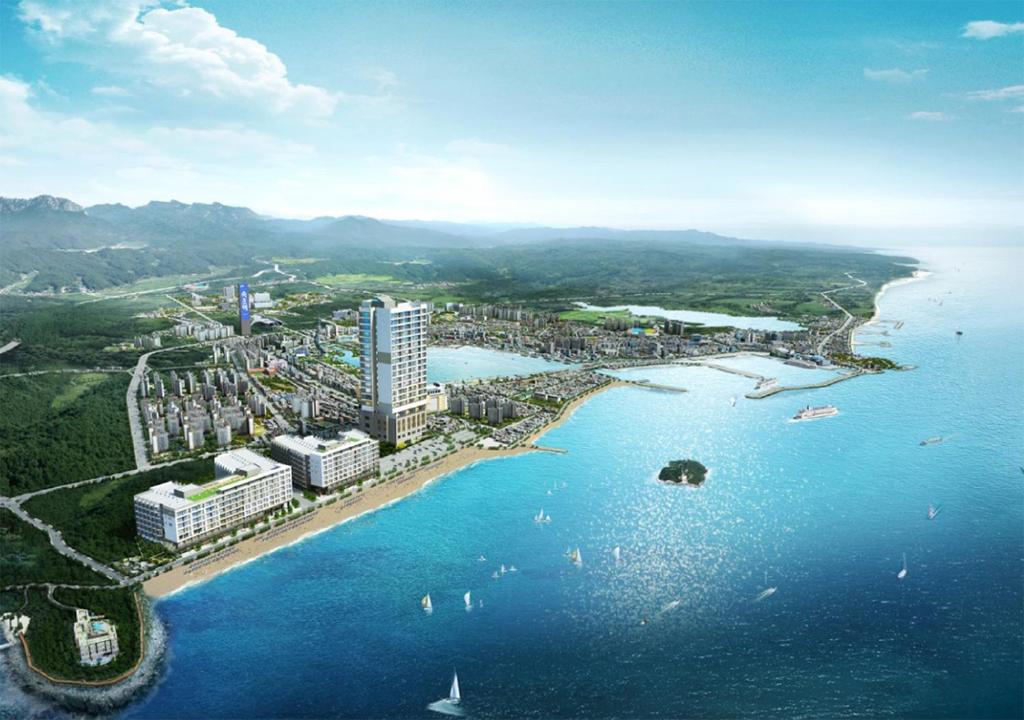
[0,274,904,711]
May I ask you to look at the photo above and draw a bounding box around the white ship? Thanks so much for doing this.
[755,377,778,391]
[791,405,839,421]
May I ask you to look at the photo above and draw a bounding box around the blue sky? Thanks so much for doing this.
[1,0,1021,243]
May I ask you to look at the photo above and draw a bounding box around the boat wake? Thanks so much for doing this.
[427,700,465,716]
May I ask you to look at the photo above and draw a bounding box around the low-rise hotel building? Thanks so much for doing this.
[271,430,380,493]
[134,449,292,548]
[73,609,119,666]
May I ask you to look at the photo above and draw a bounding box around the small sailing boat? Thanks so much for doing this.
[499,563,507,575]
[422,594,433,613]
[508,565,518,572]
[477,555,487,562]
[731,396,737,407]
[464,591,472,610]
[570,547,583,566]
[535,508,545,523]
[897,553,908,580]
[428,670,464,716]
[449,671,461,705]
[927,504,941,520]
[491,571,499,580]
[612,546,622,563]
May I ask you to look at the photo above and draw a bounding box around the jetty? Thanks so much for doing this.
[621,378,688,393]
[531,445,568,454]
[697,362,765,380]
[745,369,867,399]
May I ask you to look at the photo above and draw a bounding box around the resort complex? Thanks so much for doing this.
[271,431,380,493]
[133,449,293,548]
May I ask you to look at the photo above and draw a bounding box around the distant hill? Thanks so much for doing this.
[0,194,899,294]
[1,195,84,215]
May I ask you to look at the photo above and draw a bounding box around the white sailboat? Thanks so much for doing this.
[428,670,465,716]
[422,594,433,613]
[927,504,941,520]
[534,508,550,524]
[897,554,908,580]
[612,545,621,562]
[731,396,737,407]
[499,563,507,575]
[449,671,461,704]
[464,591,472,609]
[508,565,517,572]
[570,547,583,566]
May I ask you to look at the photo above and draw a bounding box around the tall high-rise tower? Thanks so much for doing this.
[358,296,429,445]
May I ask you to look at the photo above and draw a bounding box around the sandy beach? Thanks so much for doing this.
[864,269,932,328]
[142,379,627,598]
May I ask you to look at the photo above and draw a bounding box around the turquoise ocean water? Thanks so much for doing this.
[101,247,1024,717]
[336,346,571,383]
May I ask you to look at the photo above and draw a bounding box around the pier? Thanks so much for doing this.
[696,362,765,380]
[622,379,689,393]
[531,445,568,454]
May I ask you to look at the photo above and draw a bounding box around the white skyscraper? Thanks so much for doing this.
[359,295,429,445]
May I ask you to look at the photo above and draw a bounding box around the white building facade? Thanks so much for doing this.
[134,449,292,548]
[271,430,380,493]
[358,296,430,445]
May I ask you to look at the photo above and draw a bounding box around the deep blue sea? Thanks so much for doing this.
[15,246,1022,720]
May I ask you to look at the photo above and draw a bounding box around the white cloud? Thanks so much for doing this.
[91,85,130,96]
[370,68,400,93]
[962,20,1024,40]
[18,0,337,118]
[0,74,319,205]
[445,138,514,156]
[907,111,951,122]
[863,67,928,83]
[967,84,1024,101]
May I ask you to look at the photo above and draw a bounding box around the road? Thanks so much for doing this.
[164,293,219,323]
[127,351,157,470]
[0,497,127,584]
[816,273,867,355]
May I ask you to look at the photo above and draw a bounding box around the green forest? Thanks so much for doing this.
[0,508,113,586]
[21,586,143,682]
[0,372,135,496]
[23,459,213,565]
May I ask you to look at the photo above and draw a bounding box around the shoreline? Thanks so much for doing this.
[142,379,627,599]
[861,269,931,334]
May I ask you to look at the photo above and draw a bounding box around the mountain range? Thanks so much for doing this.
[0,195,879,295]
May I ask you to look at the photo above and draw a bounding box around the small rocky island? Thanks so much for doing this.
[658,460,708,486]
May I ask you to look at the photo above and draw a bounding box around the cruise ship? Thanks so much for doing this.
[791,405,839,422]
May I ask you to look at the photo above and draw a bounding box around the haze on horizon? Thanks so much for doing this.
[1,0,1022,246]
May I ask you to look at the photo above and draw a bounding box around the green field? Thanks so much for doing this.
[314,272,399,286]
[0,372,134,496]
[558,308,657,325]
[22,459,212,565]
[0,508,113,586]
[22,586,143,682]
[271,257,322,265]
